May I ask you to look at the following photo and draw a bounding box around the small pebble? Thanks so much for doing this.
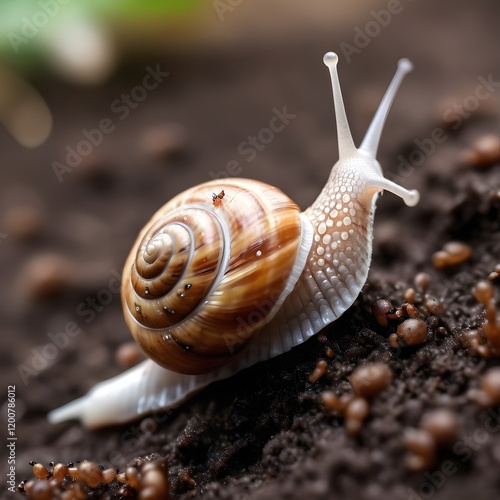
[78,461,102,488]
[33,463,50,479]
[51,464,68,483]
[345,397,370,436]
[349,363,393,399]
[309,359,328,383]
[477,344,491,358]
[321,391,353,411]
[404,288,416,305]
[460,329,481,350]
[141,470,169,499]
[423,296,444,315]
[67,465,79,479]
[421,409,460,447]
[116,472,128,484]
[432,241,471,268]
[481,367,500,405]
[345,397,369,421]
[490,264,500,279]
[405,303,418,318]
[388,333,401,349]
[125,466,141,490]
[432,251,449,269]
[469,388,494,407]
[463,134,500,167]
[140,458,169,499]
[116,342,146,368]
[489,271,499,281]
[474,280,494,305]
[101,468,117,484]
[372,299,392,327]
[324,347,335,358]
[414,272,430,293]
[397,318,428,346]
[404,428,436,470]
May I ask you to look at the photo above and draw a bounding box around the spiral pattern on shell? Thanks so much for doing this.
[127,206,230,330]
[122,179,306,375]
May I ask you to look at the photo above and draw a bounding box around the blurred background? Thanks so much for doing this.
[0,0,498,488]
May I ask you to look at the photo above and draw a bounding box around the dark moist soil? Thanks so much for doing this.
[1,1,500,499]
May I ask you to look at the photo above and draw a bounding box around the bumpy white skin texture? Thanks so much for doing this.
[266,155,378,351]
[48,53,419,428]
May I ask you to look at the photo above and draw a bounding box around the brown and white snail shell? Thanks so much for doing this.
[49,52,419,428]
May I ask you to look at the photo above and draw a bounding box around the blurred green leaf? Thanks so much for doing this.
[0,0,201,72]
[97,0,200,15]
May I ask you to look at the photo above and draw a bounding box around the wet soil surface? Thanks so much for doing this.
[1,0,499,498]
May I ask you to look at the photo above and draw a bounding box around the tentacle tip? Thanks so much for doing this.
[47,409,65,425]
[404,189,420,207]
[47,397,86,425]
[323,52,338,68]
[398,58,414,74]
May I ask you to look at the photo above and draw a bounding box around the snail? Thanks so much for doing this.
[48,52,419,428]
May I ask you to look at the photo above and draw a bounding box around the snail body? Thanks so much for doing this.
[49,52,419,428]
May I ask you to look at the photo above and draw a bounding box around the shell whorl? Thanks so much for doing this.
[122,178,311,375]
